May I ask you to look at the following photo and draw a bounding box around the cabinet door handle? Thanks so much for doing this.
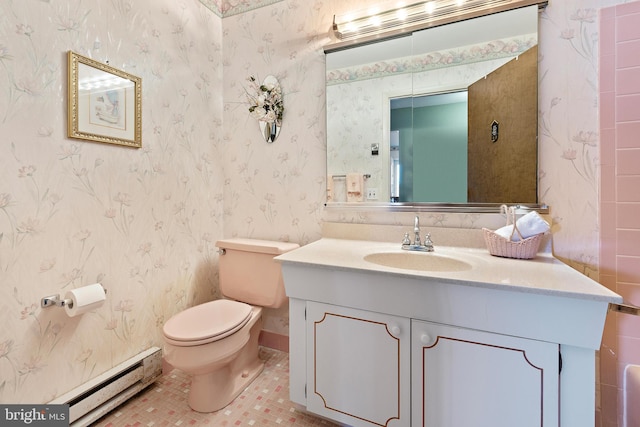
[390,325,401,336]
[420,333,431,345]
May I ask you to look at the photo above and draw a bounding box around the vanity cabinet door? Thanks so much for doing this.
[412,320,559,427]
[306,301,410,427]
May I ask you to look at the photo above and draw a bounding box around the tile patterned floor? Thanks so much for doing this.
[94,347,339,427]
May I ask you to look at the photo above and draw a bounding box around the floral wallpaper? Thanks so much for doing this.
[0,0,223,404]
[199,0,283,17]
[325,34,536,85]
[0,0,628,420]
[538,2,609,277]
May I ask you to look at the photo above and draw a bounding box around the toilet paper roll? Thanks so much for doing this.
[64,283,106,317]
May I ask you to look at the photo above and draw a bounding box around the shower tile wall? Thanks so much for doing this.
[599,3,640,426]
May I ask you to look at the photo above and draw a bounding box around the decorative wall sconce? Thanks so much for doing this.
[332,0,546,42]
[246,75,283,143]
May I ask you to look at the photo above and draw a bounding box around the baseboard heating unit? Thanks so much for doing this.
[50,347,162,426]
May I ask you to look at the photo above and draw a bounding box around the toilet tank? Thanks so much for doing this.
[215,238,299,309]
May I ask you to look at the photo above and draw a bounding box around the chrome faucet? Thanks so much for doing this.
[402,215,434,252]
[413,216,422,247]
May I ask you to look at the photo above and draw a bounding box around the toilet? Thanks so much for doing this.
[162,238,299,413]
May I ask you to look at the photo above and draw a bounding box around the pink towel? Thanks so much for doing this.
[346,173,363,202]
[327,175,334,202]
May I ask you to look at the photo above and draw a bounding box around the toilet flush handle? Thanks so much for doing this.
[217,248,226,255]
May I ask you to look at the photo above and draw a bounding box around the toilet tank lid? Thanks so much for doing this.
[216,238,299,254]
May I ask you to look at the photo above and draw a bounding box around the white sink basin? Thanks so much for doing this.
[363,251,473,272]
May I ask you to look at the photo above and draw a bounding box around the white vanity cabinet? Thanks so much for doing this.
[306,302,410,427]
[278,237,623,427]
[412,320,559,427]
[299,301,559,427]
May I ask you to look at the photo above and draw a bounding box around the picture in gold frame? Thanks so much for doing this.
[67,51,142,148]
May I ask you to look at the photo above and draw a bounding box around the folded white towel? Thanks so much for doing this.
[346,173,363,202]
[495,211,550,242]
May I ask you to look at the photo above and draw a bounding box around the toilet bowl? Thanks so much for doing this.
[163,300,264,412]
[162,238,299,413]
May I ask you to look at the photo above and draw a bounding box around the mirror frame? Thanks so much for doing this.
[325,201,549,214]
[324,2,548,214]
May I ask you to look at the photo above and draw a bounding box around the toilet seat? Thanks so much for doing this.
[163,299,253,347]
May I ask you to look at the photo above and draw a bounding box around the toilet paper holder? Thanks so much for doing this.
[41,294,73,308]
[41,288,107,309]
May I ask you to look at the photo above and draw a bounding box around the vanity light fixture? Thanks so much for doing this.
[332,0,547,42]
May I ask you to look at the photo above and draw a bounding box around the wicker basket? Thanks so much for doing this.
[482,228,544,259]
[483,205,545,259]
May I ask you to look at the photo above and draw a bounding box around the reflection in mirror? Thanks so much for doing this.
[325,5,541,210]
[391,91,468,203]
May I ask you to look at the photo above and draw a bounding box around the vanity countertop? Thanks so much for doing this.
[276,237,622,304]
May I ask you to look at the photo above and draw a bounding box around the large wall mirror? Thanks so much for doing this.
[325,5,544,212]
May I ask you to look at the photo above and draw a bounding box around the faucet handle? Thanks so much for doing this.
[423,233,434,251]
[402,232,411,246]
